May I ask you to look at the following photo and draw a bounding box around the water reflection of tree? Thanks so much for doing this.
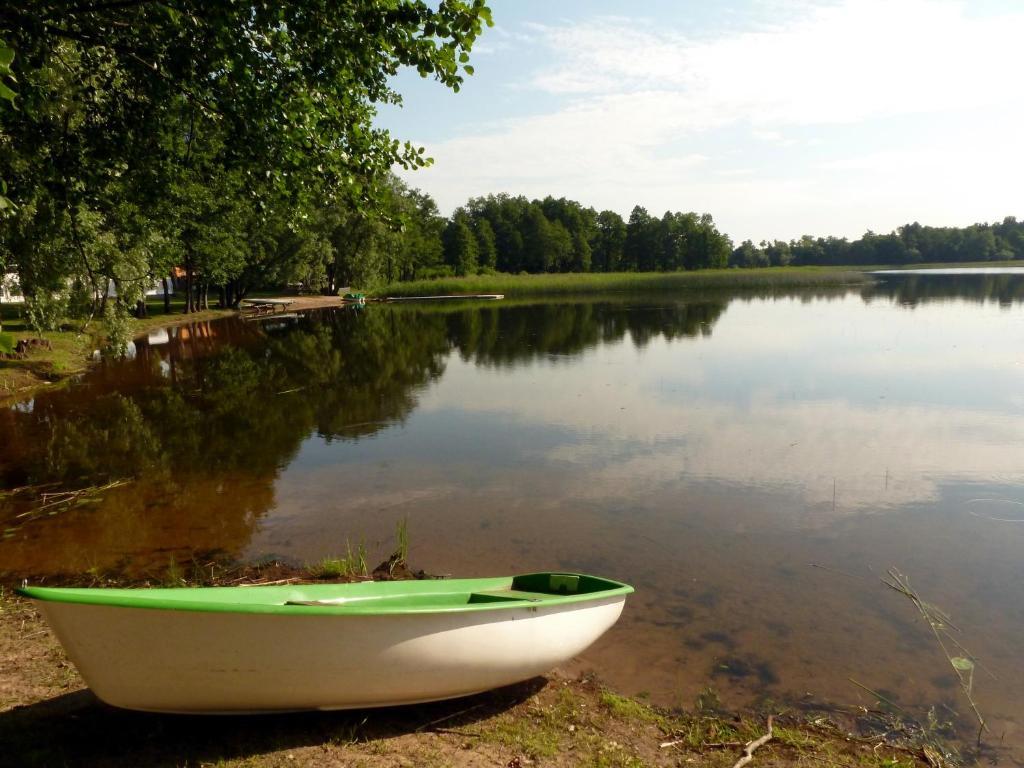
[863,274,1024,306]
[3,300,736,486]
[0,309,452,575]
[1,298,734,576]
[435,299,729,365]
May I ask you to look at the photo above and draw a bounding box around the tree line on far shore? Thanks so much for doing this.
[437,198,1024,277]
[729,217,1024,269]
[320,186,1024,287]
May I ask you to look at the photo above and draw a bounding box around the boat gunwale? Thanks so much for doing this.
[15,572,634,616]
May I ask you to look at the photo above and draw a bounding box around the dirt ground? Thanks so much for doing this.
[0,591,937,768]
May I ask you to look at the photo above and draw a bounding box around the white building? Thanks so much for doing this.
[0,273,172,304]
[101,277,175,299]
[1,272,24,303]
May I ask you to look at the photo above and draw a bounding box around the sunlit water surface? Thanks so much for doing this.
[3,272,1024,758]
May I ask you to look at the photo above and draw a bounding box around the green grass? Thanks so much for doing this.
[164,556,186,588]
[0,304,95,397]
[395,516,409,563]
[487,712,564,759]
[374,267,872,298]
[484,686,584,759]
[0,331,13,354]
[599,691,668,728]
[309,542,368,579]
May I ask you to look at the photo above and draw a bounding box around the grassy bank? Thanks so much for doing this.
[0,590,933,768]
[375,268,873,298]
[0,299,235,402]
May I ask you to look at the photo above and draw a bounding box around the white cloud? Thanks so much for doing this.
[528,1,1022,126]
[401,1,1024,240]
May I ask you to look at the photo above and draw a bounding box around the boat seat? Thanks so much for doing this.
[283,590,555,608]
[469,589,553,602]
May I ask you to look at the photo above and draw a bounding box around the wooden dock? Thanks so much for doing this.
[382,294,504,302]
[240,298,296,316]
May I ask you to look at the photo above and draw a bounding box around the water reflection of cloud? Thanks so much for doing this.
[539,398,1024,514]
[426,295,1024,516]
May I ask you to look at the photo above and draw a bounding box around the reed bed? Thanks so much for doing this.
[375,268,872,298]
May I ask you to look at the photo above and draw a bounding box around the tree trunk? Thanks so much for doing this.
[163,277,171,314]
[325,263,336,295]
[218,285,226,309]
[135,299,147,319]
[201,282,209,311]
[184,253,194,314]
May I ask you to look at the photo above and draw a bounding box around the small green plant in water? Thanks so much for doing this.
[695,685,723,714]
[385,516,411,575]
[165,555,185,587]
[395,516,409,563]
[311,541,368,579]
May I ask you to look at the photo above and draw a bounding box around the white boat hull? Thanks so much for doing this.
[37,595,626,713]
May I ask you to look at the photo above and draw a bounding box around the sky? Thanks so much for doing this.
[375,0,1024,244]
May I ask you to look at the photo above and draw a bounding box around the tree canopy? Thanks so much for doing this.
[0,1,490,200]
[0,0,492,337]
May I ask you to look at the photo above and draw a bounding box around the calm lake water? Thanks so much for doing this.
[3,271,1024,758]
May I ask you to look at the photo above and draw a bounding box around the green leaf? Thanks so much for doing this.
[0,81,15,103]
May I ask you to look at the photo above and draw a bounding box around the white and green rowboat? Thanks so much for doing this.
[18,572,633,714]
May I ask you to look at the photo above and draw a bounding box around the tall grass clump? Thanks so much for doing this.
[395,516,409,564]
[310,541,368,579]
[164,555,185,587]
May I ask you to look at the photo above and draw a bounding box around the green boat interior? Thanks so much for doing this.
[287,575,614,607]
[17,573,634,615]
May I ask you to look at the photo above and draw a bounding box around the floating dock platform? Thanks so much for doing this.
[382,294,505,302]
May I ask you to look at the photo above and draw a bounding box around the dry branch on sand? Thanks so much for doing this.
[730,717,774,768]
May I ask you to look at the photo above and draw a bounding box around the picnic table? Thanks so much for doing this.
[241,298,296,316]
